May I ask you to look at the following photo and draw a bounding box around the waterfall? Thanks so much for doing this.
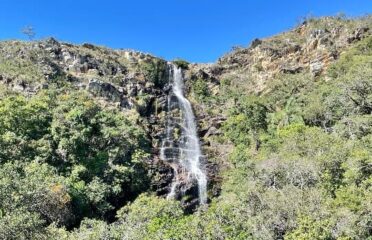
[160,63,207,205]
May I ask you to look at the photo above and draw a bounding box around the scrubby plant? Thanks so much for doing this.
[172,59,190,69]
[192,78,210,101]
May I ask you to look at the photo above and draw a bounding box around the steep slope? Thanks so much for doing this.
[185,15,372,167]
[0,15,371,239]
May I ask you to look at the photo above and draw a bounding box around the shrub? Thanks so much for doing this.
[192,78,210,100]
[172,59,189,69]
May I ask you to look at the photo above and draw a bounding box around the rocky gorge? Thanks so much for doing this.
[1,16,371,206]
[0,15,371,239]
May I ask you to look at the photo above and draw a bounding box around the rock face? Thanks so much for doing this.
[0,16,370,209]
[200,16,372,93]
[88,79,122,103]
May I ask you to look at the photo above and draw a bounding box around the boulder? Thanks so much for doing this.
[250,38,262,48]
[281,65,303,74]
[310,59,324,77]
[88,79,122,102]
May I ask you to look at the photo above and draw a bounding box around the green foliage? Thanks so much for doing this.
[0,42,46,84]
[0,161,73,239]
[139,59,168,87]
[211,34,372,239]
[172,59,189,69]
[114,194,184,238]
[216,38,372,237]
[192,78,210,101]
[301,37,372,127]
[0,93,55,163]
[0,89,151,235]
[285,215,333,240]
[0,209,47,240]
[223,95,268,147]
[0,17,371,240]
[50,92,150,219]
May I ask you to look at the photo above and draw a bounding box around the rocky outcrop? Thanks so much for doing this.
[88,79,122,102]
[0,16,370,210]
[198,16,372,92]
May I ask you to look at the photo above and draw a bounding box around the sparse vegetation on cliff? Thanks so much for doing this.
[0,16,371,239]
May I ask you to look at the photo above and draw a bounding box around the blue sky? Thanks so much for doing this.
[0,1,371,62]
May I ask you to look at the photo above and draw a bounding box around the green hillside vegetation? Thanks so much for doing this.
[0,18,371,240]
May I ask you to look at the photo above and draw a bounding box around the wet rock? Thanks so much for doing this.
[148,158,174,196]
[164,167,201,212]
[205,162,221,198]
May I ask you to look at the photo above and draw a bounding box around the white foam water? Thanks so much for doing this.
[160,63,207,205]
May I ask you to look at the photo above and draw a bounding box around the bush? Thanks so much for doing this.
[172,59,189,69]
[139,59,168,87]
[223,95,268,149]
[192,78,210,100]
[0,89,151,230]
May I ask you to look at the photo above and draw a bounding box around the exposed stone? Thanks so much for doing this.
[281,65,303,74]
[127,83,138,97]
[147,157,174,196]
[203,126,221,138]
[310,59,324,77]
[82,43,96,49]
[62,50,73,63]
[250,38,262,48]
[0,16,370,211]
[88,79,122,102]
[44,37,60,47]
[347,27,369,43]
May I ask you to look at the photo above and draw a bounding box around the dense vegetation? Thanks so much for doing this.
[0,88,151,239]
[0,18,371,240]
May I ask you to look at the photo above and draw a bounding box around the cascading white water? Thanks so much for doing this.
[160,63,207,205]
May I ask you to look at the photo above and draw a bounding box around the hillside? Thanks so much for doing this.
[0,15,371,239]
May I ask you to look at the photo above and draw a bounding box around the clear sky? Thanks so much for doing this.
[0,1,371,62]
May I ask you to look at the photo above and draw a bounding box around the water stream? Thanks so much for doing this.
[160,63,207,205]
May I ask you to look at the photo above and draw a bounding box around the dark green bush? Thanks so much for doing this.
[172,59,189,69]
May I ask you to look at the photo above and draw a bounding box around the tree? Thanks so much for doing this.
[21,25,36,40]
[224,95,268,150]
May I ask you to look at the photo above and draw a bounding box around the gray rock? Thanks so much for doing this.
[310,60,324,77]
[281,65,303,74]
[250,38,262,48]
[204,126,221,138]
[347,27,369,43]
[88,79,122,102]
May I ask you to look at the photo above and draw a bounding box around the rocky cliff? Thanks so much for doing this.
[0,15,371,207]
